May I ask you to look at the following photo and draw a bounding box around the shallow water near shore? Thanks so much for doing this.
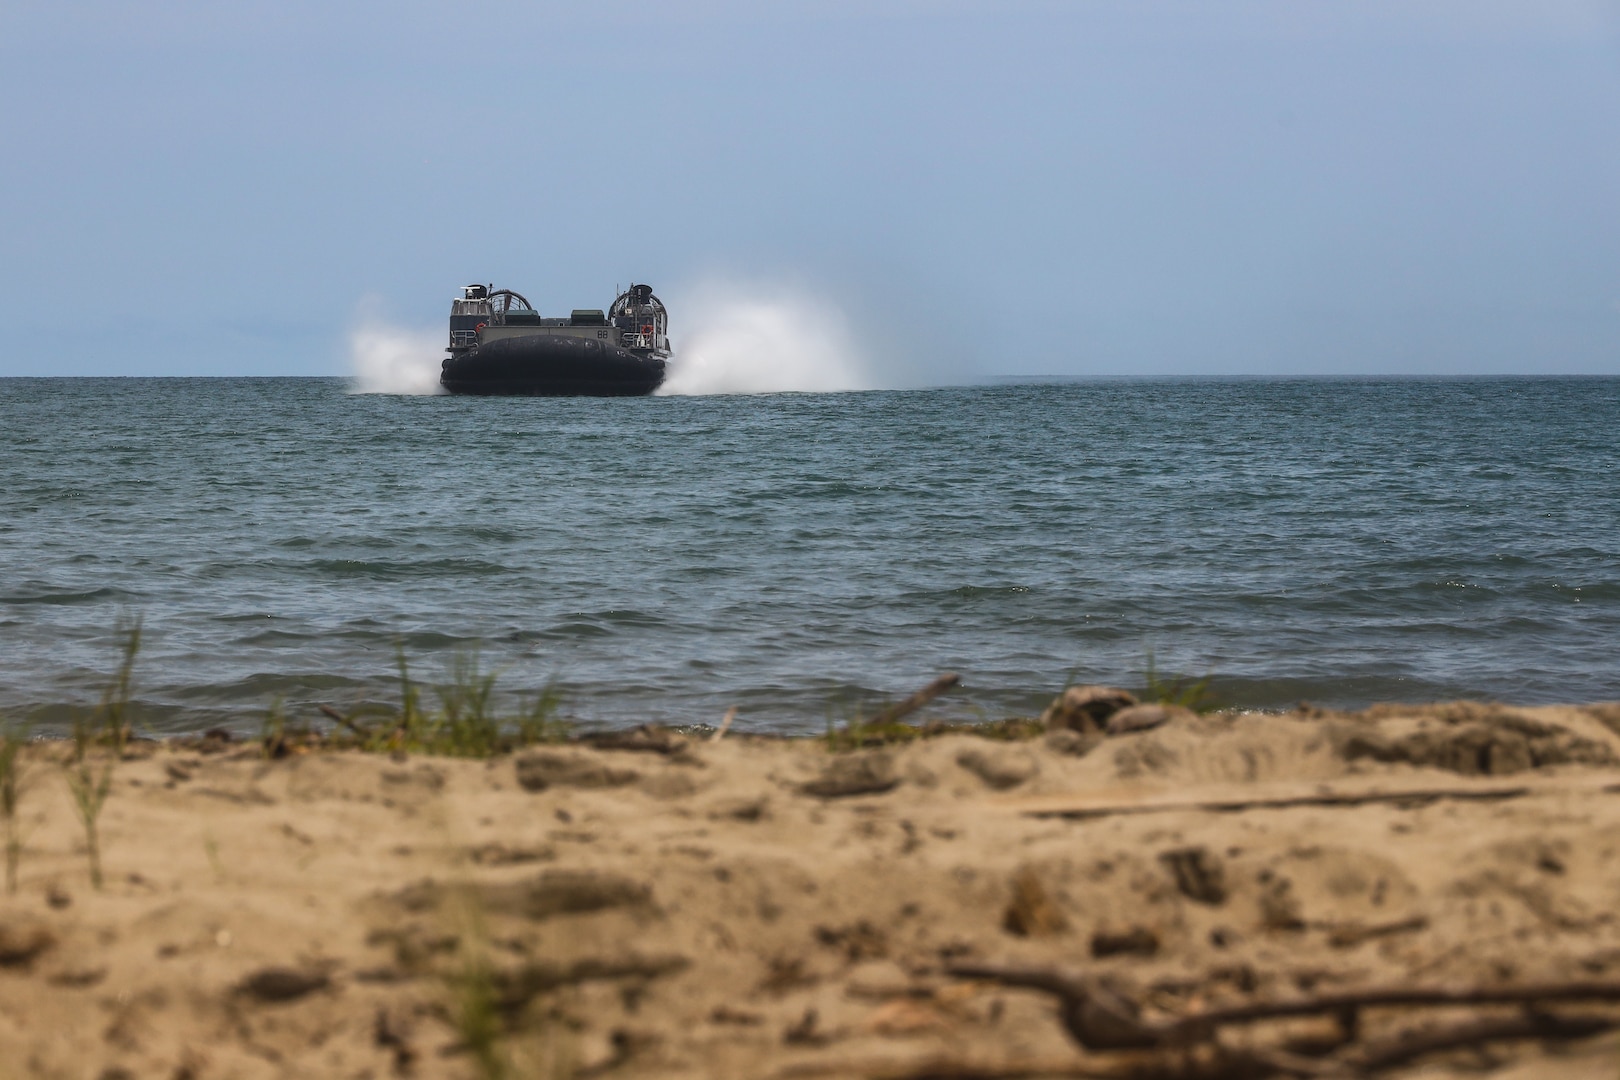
[2,376,1618,734]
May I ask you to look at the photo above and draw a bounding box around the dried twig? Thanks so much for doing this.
[711,706,737,743]
[1326,916,1427,949]
[871,673,961,726]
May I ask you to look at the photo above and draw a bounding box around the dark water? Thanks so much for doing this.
[2,377,1617,734]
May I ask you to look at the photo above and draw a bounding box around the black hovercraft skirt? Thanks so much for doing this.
[440,335,666,397]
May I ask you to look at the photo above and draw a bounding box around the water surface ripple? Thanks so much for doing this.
[2,377,1617,733]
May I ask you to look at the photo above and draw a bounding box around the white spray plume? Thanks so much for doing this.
[348,320,445,395]
[658,286,874,396]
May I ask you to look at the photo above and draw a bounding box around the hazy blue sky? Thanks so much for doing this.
[3,0,1618,380]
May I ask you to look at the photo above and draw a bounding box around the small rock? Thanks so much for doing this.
[0,922,55,967]
[1160,846,1228,905]
[515,750,640,793]
[45,884,72,910]
[566,1030,620,1075]
[1106,703,1195,736]
[1040,685,1138,735]
[1090,925,1160,958]
[236,966,331,1003]
[844,959,915,999]
[799,753,899,799]
[955,745,1038,790]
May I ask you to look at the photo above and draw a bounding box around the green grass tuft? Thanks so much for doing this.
[449,902,509,1080]
[433,647,502,757]
[295,643,570,759]
[1139,648,1221,713]
[515,679,569,746]
[99,616,141,754]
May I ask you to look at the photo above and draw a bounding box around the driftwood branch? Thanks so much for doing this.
[1349,1010,1615,1072]
[775,1056,1156,1079]
[778,1048,1325,1079]
[1164,979,1620,1039]
[871,673,961,726]
[948,960,1620,1054]
[777,1007,1620,1079]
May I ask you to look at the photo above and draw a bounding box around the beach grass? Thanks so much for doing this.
[59,621,144,889]
[446,887,510,1080]
[63,739,115,891]
[98,616,142,754]
[432,648,502,757]
[1139,648,1221,713]
[281,643,571,760]
[0,716,27,893]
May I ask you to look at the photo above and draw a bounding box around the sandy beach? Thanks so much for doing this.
[4,697,1620,1079]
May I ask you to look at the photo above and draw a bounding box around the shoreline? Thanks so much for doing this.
[4,697,1620,1078]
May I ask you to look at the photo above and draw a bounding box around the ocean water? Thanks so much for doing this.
[2,377,1617,735]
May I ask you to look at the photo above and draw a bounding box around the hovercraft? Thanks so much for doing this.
[440,283,669,396]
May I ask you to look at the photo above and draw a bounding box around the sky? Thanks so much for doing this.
[2,0,1619,381]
